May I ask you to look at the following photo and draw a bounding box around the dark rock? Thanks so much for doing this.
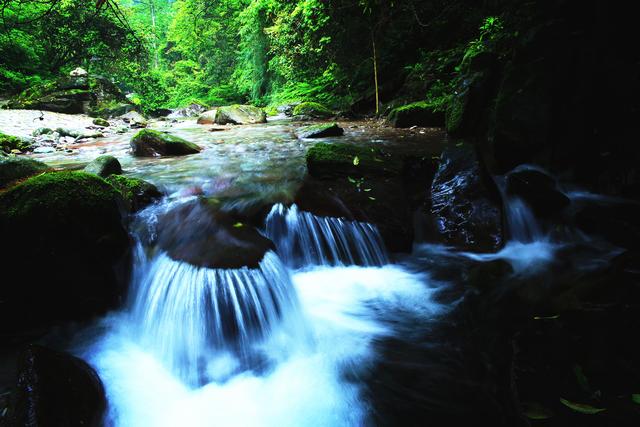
[388,101,445,128]
[0,171,130,331]
[427,142,503,252]
[156,199,275,269]
[83,155,122,178]
[292,102,334,120]
[296,123,344,139]
[3,345,106,427]
[106,174,162,213]
[0,157,49,188]
[130,129,201,157]
[506,168,570,217]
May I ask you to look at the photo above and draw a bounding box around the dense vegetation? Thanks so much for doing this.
[0,0,510,114]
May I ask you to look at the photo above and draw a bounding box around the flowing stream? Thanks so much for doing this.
[1,110,625,426]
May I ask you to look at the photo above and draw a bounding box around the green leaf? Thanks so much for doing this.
[347,176,356,184]
[533,315,560,320]
[368,196,376,201]
[522,402,553,420]
[233,222,244,228]
[559,398,606,414]
[364,188,372,192]
[353,155,360,166]
[632,394,640,405]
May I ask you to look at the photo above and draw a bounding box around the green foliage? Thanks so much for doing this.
[559,398,606,415]
[0,132,31,153]
[292,102,333,118]
[462,16,505,65]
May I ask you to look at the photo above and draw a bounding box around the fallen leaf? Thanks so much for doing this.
[559,398,606,414]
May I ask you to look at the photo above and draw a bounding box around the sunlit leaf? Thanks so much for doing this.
[368,196,376,200]
[233,222,244,228]
[348,176,357,183]
[533,315,560,320]
[364,188,372,192]
[559,398,606,414]
[353,156,360,166]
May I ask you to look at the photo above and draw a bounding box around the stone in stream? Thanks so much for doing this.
[106,174,162,213]
[3,344,106,427]
[292,102,334,120]
[197,105,267,125]
[426,142,503,252]
[306,142,403,179]
[0,156,49,188]
[296,123,344,139]
[387,101,445,128]
[0,131,33,153]
[119,110,147,128]
[92,117,110,127]
[83,155,122,178]
[156,199,275,269]
[506,168,570,218]
[168,103,207,119]
[0,171,130,331]
[32,127,53,137]
[130,129,201,157]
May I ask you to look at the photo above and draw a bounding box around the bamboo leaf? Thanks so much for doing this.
[559,398,606,414]
[353,156,360,166]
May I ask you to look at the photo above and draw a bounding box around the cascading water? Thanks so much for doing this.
[130,248,304,386]
[264,203,389,268]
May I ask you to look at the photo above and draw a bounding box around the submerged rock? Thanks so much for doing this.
[0,171,129,331]
[106,174,162,212]
[387,101,445,128]
[296,123,344,139]
[4,344,106,427]
[506,168,570,217]
[292,102,334,119]
[427,143,503,251]
[0,156,49,188]
[306,142,402,179]
[130,129,201,157]
[83,155,122,178]
[156,200,275,269]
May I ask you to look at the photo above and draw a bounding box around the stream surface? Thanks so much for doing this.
[0,110,624,426]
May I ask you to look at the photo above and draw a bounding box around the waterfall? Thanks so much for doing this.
[503,196,544,242]
[129,249,305,386]
[264,203,389,268]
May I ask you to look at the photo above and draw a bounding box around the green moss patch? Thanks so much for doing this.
[387,101,445,128]
[293,102,333,119]
[0,132,32,153]
[306,142,402,179]
[130,129,201,157]
[0,157,49,188]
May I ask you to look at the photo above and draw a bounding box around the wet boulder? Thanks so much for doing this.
[92,117,109,127]
[426,143,503,252]
[0,171,130,331]
[506,168,570,217]
[168,103,207,119]
[292,102,334,120]
[197,105,267,125]
[0,132,32,154]
[130,129,201,157]
[4,345,106,427]
[0,157,49,188]
[119,111,148,128]
[156,200,275,269]
[83,155,122,178]
[306,142,403,179]
[296,123,344,139]
[387,101,445,128]
[277,102,301,116]
[106,174,162,213]
[197,109,218,124]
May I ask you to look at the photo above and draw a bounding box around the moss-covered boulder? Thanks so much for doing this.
[130,129,201,157]
[7,74,134,117]
[387,102,445,128]
[92,118,110,127]
[296,123,344,139]
[0,171,129,331]
[292,102,334,119]
[0,132,33,153]
[106,174,162,212]
[306,142,402,179]
[0,157,49,188]
[84,155,122,178]
[197,105,267,125]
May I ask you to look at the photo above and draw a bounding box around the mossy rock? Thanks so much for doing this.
[292,102,334,119]
[306,142,402,179]
[296,123,344,139]
[0,171,129,331]
[0,157,49,188]
[89,101,136,119]
[130,129,201,157]
[92,118,110,127]
[213,105,267,125]
[84,155,122,178]
[106,174,162,212]
[1,132,33,153]
[387,101,445,128]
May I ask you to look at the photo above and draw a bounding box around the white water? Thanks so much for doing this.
[264,203,389,268]
[81,207,441,427]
